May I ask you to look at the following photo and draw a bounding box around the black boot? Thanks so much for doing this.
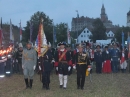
[45,83,50,90]
[42,83,46,89]
[30,79,33,89]
[77,86,80,89]
[24,79,29,89]
[121,69,124,73]
[124,69,126,73]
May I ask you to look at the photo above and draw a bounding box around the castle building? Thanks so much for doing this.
[71,4,115,32]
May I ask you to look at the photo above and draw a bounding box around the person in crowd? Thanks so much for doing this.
[111,42,120,73]
[73,43,90,90]
[94,44,103,74]
[102,45,111,73]
[38,42,53,90]
[54,42,71,89]
[22,41,37,89]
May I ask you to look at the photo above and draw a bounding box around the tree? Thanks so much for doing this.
[91,18,107,42]
[23,11,53,44]
[115,26,130,43]
[55,23,68,43]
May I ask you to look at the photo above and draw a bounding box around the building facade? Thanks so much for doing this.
[71,4,115,32]
[77,28,92,43]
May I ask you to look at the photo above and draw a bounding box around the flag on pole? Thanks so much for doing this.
[30,21,33,42]
[34,18,48,57]
[67,24,71,44]
[127,32,130,58]
[10,19,14,42]
[122,31,124,50]
[53,25,57,42]
[19,20,22,41]
[0,17,3,46]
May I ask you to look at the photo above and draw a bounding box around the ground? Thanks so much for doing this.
[0,70,130,97]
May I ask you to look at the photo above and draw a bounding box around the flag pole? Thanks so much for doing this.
[122,31,124,50]
[53,23,54,48]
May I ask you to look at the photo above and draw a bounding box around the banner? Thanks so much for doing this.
[10,19,14,42]
[67,25,71,44]
[53,25,57,42]
[35,18,48,57]
[19,20,22,41]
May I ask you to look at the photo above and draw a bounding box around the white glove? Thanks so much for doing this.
[73,65,76,69]
[39,66,41,70]
[52,60,55,63]
[46,55,48,59]
[33,65,36,70]
[102,62,103,68]
[104,61,106,63]
[111,58,113,61]
[22,65,24,69]
[68,66,71,71]
[56,67,58,71]
[118,58,120,61]
[122,53,124,57]
[87,68,91,72]
[106,51,109,54]
[16,59,18,62]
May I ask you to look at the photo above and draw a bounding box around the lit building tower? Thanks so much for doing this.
[100,4,108,22]
[127,9,130,27]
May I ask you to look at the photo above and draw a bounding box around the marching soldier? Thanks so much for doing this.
[54,42,71,89]
[111,43,120,73]
[38,42,53,90]
[22,41,37,89]
[16,43,23,74]
[73,44,90,90]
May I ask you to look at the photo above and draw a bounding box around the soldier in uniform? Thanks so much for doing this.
[22,41,37,89]
[94,45,103,74]
[16,43,23,74]
[111,43,120,73]
[38,42,53,90]
[73,44,90,90]
[54,42,71,89]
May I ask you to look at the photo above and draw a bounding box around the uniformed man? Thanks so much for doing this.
[73,43,90,90]
[38,42,53,90]
[0,50,7,78]
[111,42,120,73]
[54,42,71,89]
[16,43,23,74]
[94,44,103,74]
[22,41,37,89]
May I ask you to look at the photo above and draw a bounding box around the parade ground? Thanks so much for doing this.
[0,70,130,97]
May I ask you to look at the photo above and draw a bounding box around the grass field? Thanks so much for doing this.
[0,70,130,97]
